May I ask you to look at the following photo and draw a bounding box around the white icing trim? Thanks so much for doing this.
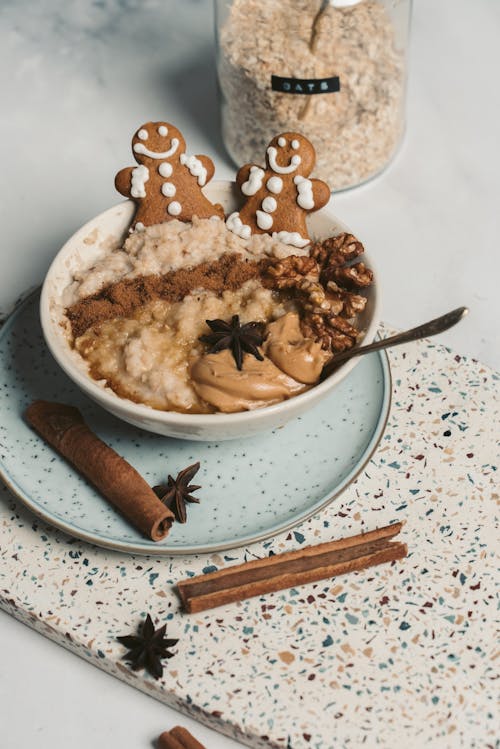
[256,210,273,230]
[158,162,173,178]
[161,182,176,197]
[294,175,315,210]
[130,164,149,198]
[278,136,286,147]
[167,201,182,216]
[137,129,148,140]
[267,147,301,174]
[266,176,283,194]
[158,125,168,136]
[241,166,265,196]
[133,138,179,159]
[262,196,277,213]
[272,231,309,248]
[180,153,208,186]
[226,211,252,240]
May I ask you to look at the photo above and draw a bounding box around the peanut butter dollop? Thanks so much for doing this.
[264,313,330,384]
[190,348,305,413]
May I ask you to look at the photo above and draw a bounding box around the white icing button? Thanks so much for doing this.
[137,129,148,140]
[158,162,173,178]
[262,196,277,213]
[135,222,145,232]
[266,176,283,194]
[167,201,182,216]
[278,136,286,147]
[291,139,300,150]
[157,125,168,136]
[161,182,176,197]
[256,210,273,231]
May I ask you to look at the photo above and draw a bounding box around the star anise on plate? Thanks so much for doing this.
[199,315,265,370]
[117,614,178,680]
[153,462,201,524]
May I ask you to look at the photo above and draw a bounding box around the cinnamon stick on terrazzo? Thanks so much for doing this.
[177,522,407,613]
[158,726,206,749]
[25,401,174,541]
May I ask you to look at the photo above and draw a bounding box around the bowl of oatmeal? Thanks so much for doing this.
[41,181,379,440]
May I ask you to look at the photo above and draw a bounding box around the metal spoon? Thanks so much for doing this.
[320,306,469,381]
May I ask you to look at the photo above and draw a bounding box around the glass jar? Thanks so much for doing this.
[215,0,412,191]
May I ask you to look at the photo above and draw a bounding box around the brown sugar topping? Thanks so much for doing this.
[66,253,261,339]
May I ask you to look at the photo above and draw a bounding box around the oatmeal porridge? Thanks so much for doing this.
[63,217,372,414]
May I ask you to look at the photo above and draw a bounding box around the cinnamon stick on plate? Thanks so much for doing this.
[158,726,206,749]
[177,522,407,613]
[25,400,174,541]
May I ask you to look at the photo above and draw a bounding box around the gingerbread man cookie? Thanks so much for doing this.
[115,122,224,230]
[226,132,330,248]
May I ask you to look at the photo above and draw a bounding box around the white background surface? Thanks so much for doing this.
[0,1,499,747]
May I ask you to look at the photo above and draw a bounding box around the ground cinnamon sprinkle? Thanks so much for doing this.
[66,253,261,339]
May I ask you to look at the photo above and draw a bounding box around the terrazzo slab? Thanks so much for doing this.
[0,317,498,748]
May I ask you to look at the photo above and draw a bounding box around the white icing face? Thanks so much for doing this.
[266,176,283,194]
[256,210,273,231]
[157,125,168,136]
[137,129,148,140]
[158,162,173,178]
[267,146,301,175]
[278,136,286,147]
[291,139,300,150]
[261,196,277,213]
[241,166,265,196]
[167,201,182,216]
[161,182,176,197]
[134,138,179,160]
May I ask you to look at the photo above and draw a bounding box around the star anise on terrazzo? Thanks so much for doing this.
[153,462,201,524]
[117,614,178,680]
[199,315,265,370]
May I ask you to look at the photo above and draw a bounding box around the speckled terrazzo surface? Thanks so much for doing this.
[1,299,499,748]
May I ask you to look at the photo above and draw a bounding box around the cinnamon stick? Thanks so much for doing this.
[158,726,206,749]
[177,522,406,613]
[25,401,174,541]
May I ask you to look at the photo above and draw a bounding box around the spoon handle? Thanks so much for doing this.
[321,306,469,381]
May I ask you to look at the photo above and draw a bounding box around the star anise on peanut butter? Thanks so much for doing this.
[199,315,265,370]
[153,462,201,524]
[117,614,178,680]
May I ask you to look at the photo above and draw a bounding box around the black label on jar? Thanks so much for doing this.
[271,75,340,95]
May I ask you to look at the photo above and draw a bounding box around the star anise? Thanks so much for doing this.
[153,462,201,524]
[117,614,178,680]
[199,315,265,370]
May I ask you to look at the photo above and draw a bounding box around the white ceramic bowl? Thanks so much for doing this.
[41,181,379,440]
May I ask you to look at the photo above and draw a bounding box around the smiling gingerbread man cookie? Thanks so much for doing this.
[115,121,224,230]
[226,132,330,248]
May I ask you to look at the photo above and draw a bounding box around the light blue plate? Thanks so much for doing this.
[0,291,391,555]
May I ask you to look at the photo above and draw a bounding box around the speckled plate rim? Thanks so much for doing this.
[0,290,391,556]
